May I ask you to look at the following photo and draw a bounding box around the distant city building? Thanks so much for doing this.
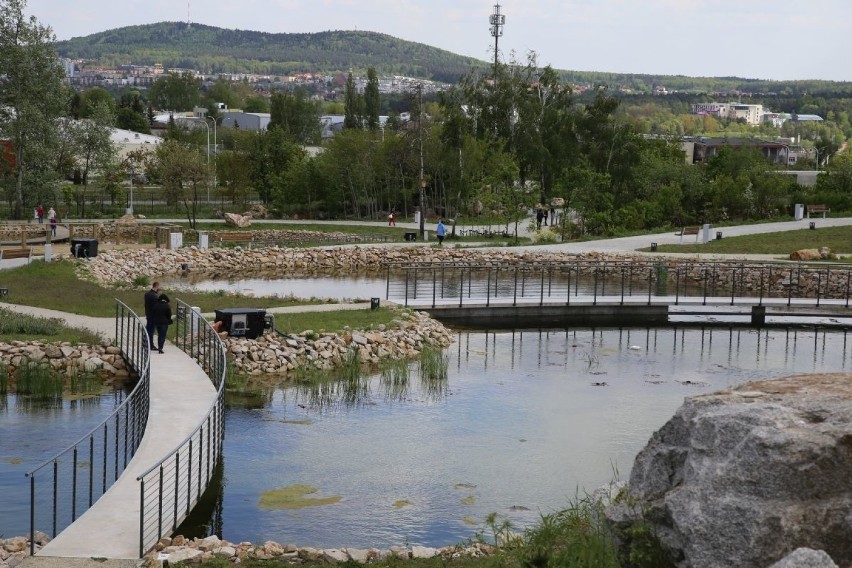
[691,102,765,125]
[220,111,271,131]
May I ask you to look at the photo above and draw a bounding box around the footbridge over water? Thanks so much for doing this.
[386,260,852,329]
[21,300,225,560]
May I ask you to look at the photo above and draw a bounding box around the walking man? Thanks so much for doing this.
[144,281,160,348]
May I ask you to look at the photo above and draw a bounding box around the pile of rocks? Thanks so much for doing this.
[0,341,129,381]
[225,310,453,375]
[0,533,48,568]
[144,534,496,566]
[80,246,631,287]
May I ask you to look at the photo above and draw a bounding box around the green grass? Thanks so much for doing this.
[273,307,400,335]
[643,225,852,255]
[0,260,317,317]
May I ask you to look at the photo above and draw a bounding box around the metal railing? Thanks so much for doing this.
[386,260,852,309]
[25,300,151,555]
[136,299,226,557]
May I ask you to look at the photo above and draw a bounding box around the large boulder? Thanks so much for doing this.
[224,212,252,228]
[789,248,821,261]
[607,373,852,568]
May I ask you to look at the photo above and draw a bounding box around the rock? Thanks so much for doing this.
[2,537,26,553]
[166,548,203,564]
[351,334,368,346]
[213,546,237,557]
[608,373,852,567]
[769,548,838,568]
[224,213,251,228]
[322,548,349,562]
[412,545,438,559]
[345,548,371,563]
[789,248,821,261]
[116,214,138,225]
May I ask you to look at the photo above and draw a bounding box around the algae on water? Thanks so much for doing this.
[393,499,412,509]
[259,484,342,510]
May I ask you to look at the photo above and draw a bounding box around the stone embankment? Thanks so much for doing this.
[0,534,497,567]
[78,246,851,301]
[0,341,129,381]
[226,310,453,375]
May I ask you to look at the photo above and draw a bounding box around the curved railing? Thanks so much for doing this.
[136,299,226,557]
[26,300,151,555]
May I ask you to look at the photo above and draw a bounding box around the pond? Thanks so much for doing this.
[158,274,387,301]
[0,390,126,538]
[176,326,852,550]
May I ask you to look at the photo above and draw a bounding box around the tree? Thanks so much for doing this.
[71,102,117,218]
[79,87,116,118]
[364,67,380,131]
[149,71,201,112]
[0,0,68,218]
[151,139,208,228]
[343,72,363,130]
[269,89,321,145]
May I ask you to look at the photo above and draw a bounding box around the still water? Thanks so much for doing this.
[179,327,852,549]
[0,392,124,537]
[159,274,387,301]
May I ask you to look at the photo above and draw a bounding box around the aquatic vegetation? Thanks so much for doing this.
[392,500,412,509]
[461,495,476,506]
[258,484,342,510]
[463,515,479,526]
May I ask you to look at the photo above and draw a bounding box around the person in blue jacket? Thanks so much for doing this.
[436,219,446,245]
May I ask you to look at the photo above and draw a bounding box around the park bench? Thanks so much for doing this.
[0,248,32,263]
[679,226,700,243]
[213,231,253,246]
[806,204,830,218]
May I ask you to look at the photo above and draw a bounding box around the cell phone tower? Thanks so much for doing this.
[489,3,506,81]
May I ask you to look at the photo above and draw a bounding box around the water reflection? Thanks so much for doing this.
[181,327,851,550]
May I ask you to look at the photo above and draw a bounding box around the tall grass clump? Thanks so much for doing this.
[0,362,9,397]
[0,308,62,336]
[339,347,362,383]
[380,357,410,401]
[15,359,64,399]
[68,363,101,395]
[418,345,449,382]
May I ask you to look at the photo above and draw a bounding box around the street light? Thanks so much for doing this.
[205,116,217,203]
[127,167,134,215]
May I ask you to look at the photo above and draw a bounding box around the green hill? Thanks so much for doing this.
[54,22,486,83]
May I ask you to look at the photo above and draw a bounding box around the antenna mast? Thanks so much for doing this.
[187,1,192,27]
[489,3,506,82]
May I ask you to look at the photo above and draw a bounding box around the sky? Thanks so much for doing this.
[23,0,852,82]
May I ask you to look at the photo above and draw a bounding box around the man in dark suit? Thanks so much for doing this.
[144,282,160,348]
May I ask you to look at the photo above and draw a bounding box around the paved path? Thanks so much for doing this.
[0,303,217,560]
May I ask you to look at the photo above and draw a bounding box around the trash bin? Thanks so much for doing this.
[716,231,723,240]
[214,308,267,339]
[370,298,380,310]
[404,232,417,242]
[794,204,804,221]
[70,238,98,258]
[650,242,658,252]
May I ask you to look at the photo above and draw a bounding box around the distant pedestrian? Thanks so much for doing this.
[536,208,544,230]
[48,207,56,236]
[36,205,44,224]
[144,281,161,348]
[549,206,555,225]
[152,294,173,354]
[436,219,446,245]
[388,209,396,226]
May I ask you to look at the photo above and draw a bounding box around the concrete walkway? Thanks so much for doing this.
[1,303,217,560]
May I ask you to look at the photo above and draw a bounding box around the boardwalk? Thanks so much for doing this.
[0,304,217,560]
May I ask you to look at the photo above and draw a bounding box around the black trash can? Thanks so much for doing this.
[404,232,417,242]
[370,298,380,310]
[70,238,98,258]
[214,308,267,339]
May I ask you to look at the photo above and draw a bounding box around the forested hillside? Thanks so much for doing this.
[54,22,486,82]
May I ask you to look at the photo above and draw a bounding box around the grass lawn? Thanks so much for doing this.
[0,307,104,344]
[273,307,400,335]
[643,225,852,255]
[0,260,319,318]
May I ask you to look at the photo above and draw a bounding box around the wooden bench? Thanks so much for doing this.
[806,204,830,218]
[214,231,253,245]
[0,248,32,262]
[679,226,700,243]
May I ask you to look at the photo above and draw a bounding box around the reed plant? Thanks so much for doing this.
[14,359,64,400]
[418,345,449,382]
[67,363,101,395]
[0,361,8,395]
[380,357,410,401]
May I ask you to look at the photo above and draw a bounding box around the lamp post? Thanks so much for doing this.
[127,167,134,215]
[205,116,217,203]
